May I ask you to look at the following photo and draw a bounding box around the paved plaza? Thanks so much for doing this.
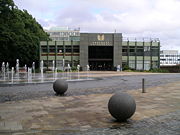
[0,72,180,135]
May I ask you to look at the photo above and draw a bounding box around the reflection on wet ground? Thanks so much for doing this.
[0,73,180,102]
[0,72,180,135]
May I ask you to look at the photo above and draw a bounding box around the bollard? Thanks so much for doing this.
[142,78,145,93]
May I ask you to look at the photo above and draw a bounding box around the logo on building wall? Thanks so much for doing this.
[97,34,104,41]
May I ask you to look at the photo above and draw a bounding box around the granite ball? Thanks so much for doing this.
[53,79,68,95]
[108,92,136,121]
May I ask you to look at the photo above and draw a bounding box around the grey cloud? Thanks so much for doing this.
[99,12,120,22]
[13,0,180,51]
[56,6,96,25]
[14,0,50,12]
[37,19,51,28]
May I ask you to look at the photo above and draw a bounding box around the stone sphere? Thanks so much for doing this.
[53,79,68,95]
[108,92,136,121]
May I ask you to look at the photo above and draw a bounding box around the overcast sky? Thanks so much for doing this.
[14,0,180,51]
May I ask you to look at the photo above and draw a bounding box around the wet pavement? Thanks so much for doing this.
[0,71,180,135]
[0,72,180,102]
[76,110,180,135]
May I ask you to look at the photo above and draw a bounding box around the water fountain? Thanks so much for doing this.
[52,60,55,78]
[117,65,121,72]
[69,65,72,80]
[67,64,71,80]
[77,65,80,80]
[6,62,9,79]
[27,67,32,82]
[24,64,27,71]
[32,62,35,77]
[24,64,27,79]
[52,60,55,72]
[11,67,14,83]
[62,59,65,71]
[16,59,19,81]
[54,68,58,80]
[62,59,65,78]
[1,62,5,80]
[86,65,90,79]
[0,59,95,86]
[40,60,44,82]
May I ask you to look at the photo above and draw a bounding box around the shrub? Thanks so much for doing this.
[71,67,77,71]
[149,68,169,73]
[123,65,130,70]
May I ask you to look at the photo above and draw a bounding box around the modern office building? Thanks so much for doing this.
[160,50,180,66]
[40,33,160,71]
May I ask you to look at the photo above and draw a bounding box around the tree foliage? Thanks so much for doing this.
[0,0,49,67]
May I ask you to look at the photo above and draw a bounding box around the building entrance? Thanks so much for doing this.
[88,46,113,70]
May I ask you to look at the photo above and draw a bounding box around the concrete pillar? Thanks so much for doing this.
[80,33,89,71]
[113,33,122,68]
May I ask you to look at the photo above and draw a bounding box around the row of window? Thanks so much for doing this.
[122,46,159,56]
[41,45,159,55]
[160,62,180,64]
[122,60,158,70]
[51,37,69,41]
[49,32,80,36]
[51,37,80,41]
[160,55,180,57]
[41,46,80,53]
[42,60,79,69]
[160,59,180,61]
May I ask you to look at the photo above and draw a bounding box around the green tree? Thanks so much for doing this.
[0,0,49,67]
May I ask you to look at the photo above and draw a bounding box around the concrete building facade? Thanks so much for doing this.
[40,33,160,71]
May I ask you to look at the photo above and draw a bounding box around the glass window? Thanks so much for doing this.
[122,61,128,67]
[129,60,135,69]
[136,60,143,70]
[88,46,113,59]
[129,46,136,56]
[43,60,48,67]
[52,32,59,36]
[137,46,143,56]
[160,59,166,61]
[129,46,135,52]
[73,60,80,67]
[56,60,63,70]
[122,46,128,56]
[48,60,53,67]
[65,46,72,52]
[41,46,47,53]
[152,61,158,68]
[73,46,79,53]
[49,46,55,53]
[65,60,70,67]
[57,46,64,53]
[151,46,159,56]
[63,37,69,41]
[144,61,150,70]
[144,46,150,56]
